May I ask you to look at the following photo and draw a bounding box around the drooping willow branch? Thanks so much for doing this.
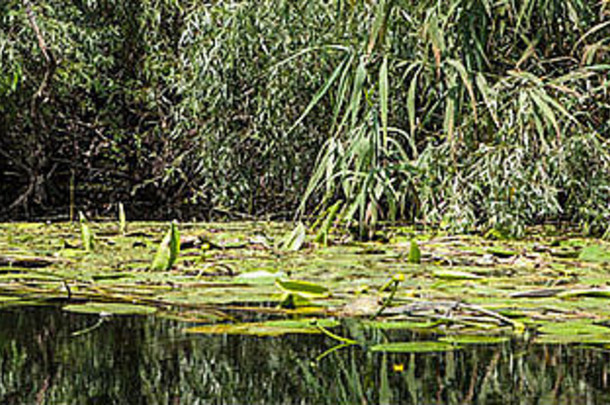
[22,0,56,102]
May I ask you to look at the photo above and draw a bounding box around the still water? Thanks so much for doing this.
[0,306,609,404]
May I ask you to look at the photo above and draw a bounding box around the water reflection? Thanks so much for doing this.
[0,306,608,404]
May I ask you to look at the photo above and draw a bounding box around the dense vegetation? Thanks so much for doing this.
[1,1,608,235]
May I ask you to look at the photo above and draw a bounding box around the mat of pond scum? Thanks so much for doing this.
[2,221,610,349]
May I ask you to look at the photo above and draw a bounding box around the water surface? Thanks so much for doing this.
[0,306,609,404]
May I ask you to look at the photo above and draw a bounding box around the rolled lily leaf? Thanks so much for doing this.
[79,211,94,252]
[118,202,127,235]
[407,240,421,263]
[151,221,180,271]
[281,222,307,251]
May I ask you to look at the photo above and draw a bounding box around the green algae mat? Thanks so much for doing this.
[2,220,610,350]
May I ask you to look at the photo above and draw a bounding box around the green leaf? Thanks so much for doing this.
[276,278,329,297]
[287,55,349,134]
[118,202,126,235]
[278,293,313,309]
[439,335,509,345]
[151,221,180,271]
[579,245,610,263]
[379,57,389,146]
[79,211,94,252]
[558,289,610,299]
[313,200,342,245]
[63,302,157,316]
[169,221,180,267]
[407,240,421,264]
[185,319,338,336]
[407,66,421,140]
[370,341,459,353]
[486,247,517,257]
[432,270,482,280]
[365,320,438,330]
[236,270,286,284]
[281,222,307,251]
[350,60,367,129]
[538,320,610,336]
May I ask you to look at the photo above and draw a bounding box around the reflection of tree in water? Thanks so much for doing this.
[0,307,609,403]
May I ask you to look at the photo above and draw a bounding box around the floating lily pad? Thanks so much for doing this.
[558,289,610,299]
[278,293,315,308]
[236,270,286,284]
[538,320,610,336]
[487,247,517,258]
[550,247,581,258]
[535,334,610,344]
[63,302,157,316]
[579,245,610,263]
[365,320,438,330]
[0,295,25,302]
[370,341,459,353]
[185,318,337,336]
[276,279,329,297]
[439,335,509,345]
[432,270,482,280]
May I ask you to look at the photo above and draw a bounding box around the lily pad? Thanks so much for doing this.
[538,320,610,336]
[276,278,329,297]
[432,270,482,280]
[487,247,517,258]
[557,289,610,299]
[365,320,438,330]
[185,319,337,336]
[370,341,459,353]
[535,334,610,344]
[439,335,509,345]
[579,245,610,263]
[236,270,286,284]
[550,247,581,258]
[63,302,158,316]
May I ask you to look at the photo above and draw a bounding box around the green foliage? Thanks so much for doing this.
[292,0,610,237]
[151,221,180,271]
[0,0,608,236]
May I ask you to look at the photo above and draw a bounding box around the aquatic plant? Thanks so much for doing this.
[151,221,180,271]
[79,212,94,252]
[118,202,126,235]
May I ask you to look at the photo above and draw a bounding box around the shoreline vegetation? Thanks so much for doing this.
[0,1,608,237]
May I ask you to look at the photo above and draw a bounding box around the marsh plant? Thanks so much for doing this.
[0,1,608,235]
